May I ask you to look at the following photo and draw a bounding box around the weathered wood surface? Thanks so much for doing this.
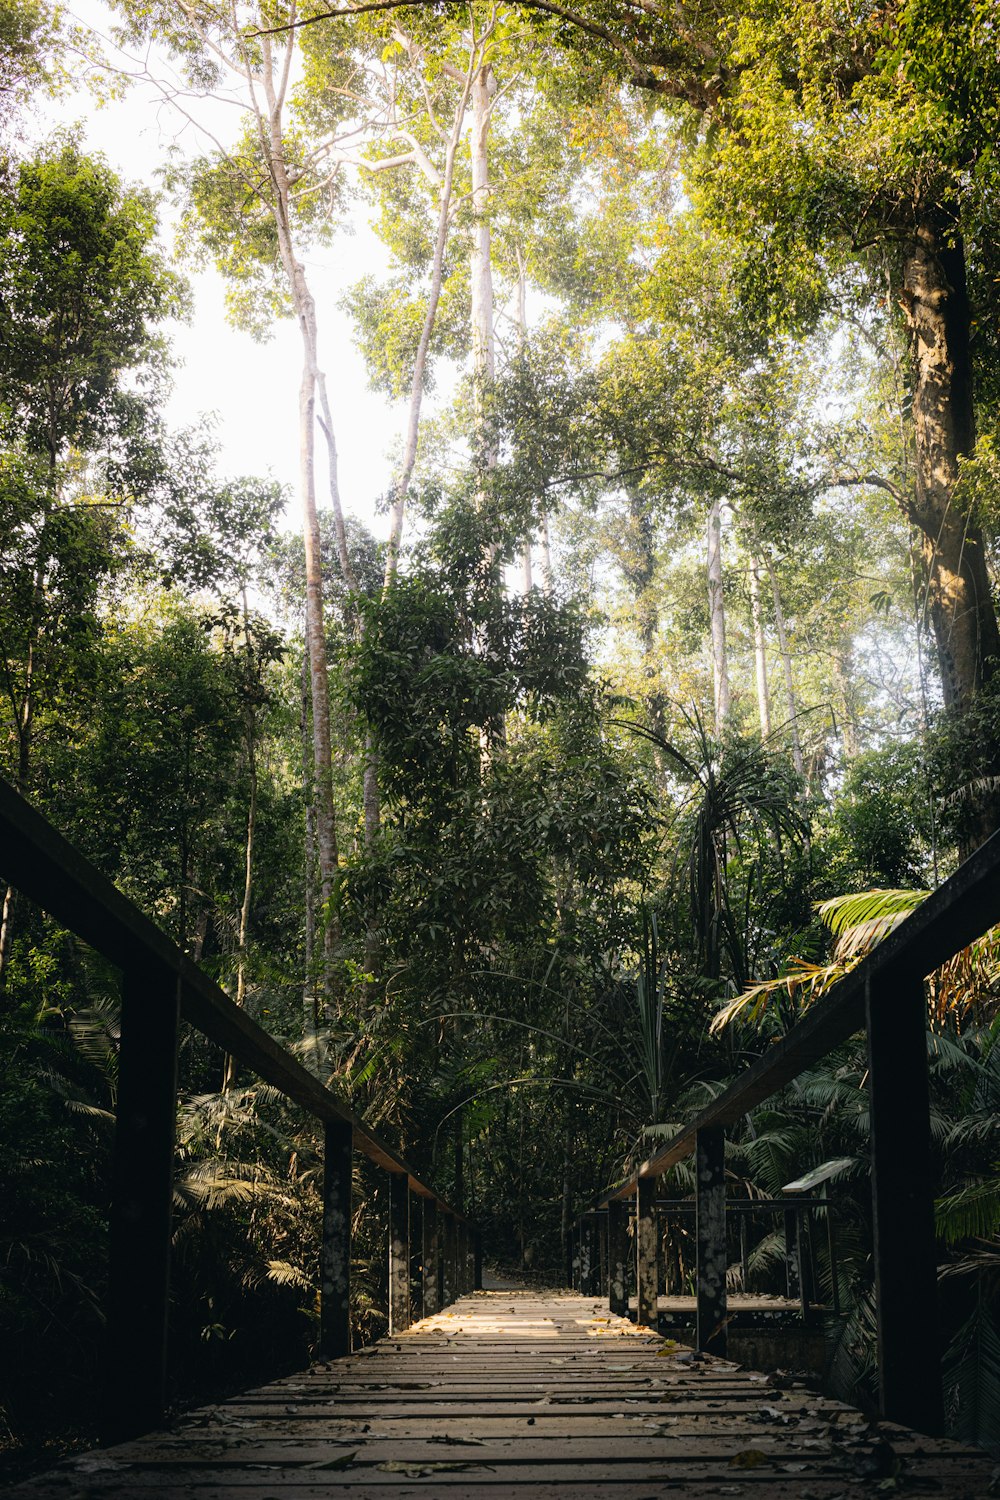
[12,1291,993,1497]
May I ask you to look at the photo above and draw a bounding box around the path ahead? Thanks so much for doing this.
[13,1291,993,1498]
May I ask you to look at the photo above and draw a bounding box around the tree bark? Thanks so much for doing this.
[707,498,731,730]
[900,217,1000,709]
[748,554,771,738]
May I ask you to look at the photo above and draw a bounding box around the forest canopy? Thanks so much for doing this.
[3,0,1000,1475]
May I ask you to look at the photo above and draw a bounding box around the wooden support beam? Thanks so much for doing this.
[422,1200,440,1315]
[410,1194,424,1323]
[579,1217,593,1295]
[457,1222,468,1295]
[320,1119,352,1359]
[867,976,943,1434]
[635,1178,659,1328]
[388,1172,410,1334]
[696,1126,727,1358]
[473,1229,483,1290]
[783,1206,800,1304]
[442,1212,457,1306]
[102,964,180,1445]
[570,1227,580,1290]
[608,1197,628,1315]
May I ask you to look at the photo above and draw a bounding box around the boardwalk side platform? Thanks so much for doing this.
[11,1291,993,1498]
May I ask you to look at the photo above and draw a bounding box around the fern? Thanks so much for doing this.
[943,1293,1000,1447]
[936,1177,1000,1245]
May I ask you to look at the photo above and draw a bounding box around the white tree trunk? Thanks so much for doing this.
[707,498,731,730]
[748,555,771,738]
[764,555,804,776]
[383,77,471,586]
[470,60,496,469]
[254,44,342,997]
[540,514,554,594]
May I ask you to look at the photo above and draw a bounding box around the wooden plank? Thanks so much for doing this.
[13,1291,993,1500]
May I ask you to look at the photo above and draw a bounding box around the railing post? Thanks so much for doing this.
[411,1195,424,1323]
[320,1118,353,1359]
[442,1211,456,1306]
[422,1200,441,1315]
[457,1221,468,1295]
[388,1171,410,1334]
[783,1204,801,1303]
[608,1197,628,1316]
[866,975,943,1434]
[696,1125,727,1357]
[579,1215,593,1294]
[103,963,180,1445]
[474,1228,483,1290]
[635,1177,659,1328]
[570,1224,580,1289]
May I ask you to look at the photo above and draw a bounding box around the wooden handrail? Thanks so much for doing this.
[574,826,1000,1439]
[0,773,480,1443]
[0,774,465,1214]
[598,824,1000,1205]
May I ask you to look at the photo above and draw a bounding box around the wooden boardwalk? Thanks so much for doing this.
[13,1291,994,1498]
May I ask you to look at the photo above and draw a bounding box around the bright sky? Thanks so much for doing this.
[34,3,397,538]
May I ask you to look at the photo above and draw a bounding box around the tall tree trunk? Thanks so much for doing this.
[901,217,1000,709]
[223,596,259,1093]
[707,498,731,730]
[540,515,554,594]
[383,77,471,587]
[255,44,341,999]
[832,650,858,758]
[470,60,496,479]
[299,351,340,994]
[748,554,771,737]
[764,556,804,777]
[514,244,534,590]
[300,646,319,1035]
[317,369,381,846]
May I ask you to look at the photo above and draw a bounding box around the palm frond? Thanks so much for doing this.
[817,888,929,962]
[266,1259,313,1290]
[936,1178,1000,1246]
[710,960,851,1034]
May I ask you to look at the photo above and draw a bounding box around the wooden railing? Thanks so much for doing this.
[0,776,478,1444]
[575,828,1000,1438]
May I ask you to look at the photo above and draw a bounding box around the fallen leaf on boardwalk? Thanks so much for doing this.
[428,1434,486,1446]
[728,1448,770,1469]
[657,1340,680,1356]
[308,1451,358,1470]
[377,1460,486,1477]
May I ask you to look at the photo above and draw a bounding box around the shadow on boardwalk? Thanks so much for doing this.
[11,1290,994,1498]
